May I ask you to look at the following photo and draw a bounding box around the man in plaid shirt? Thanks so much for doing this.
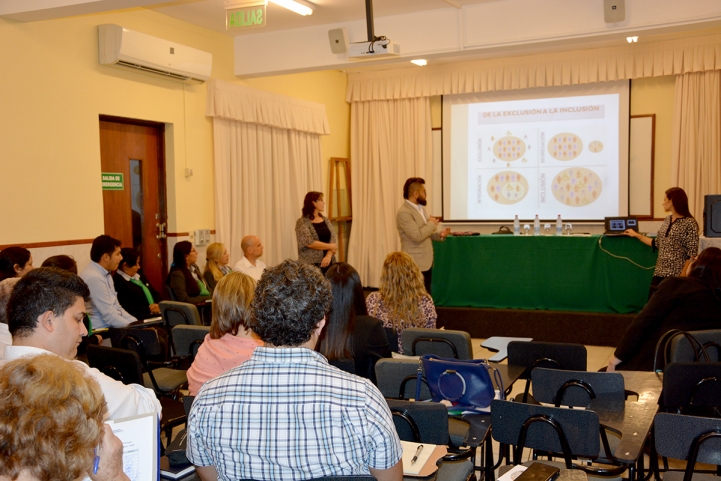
[187,260,403,481]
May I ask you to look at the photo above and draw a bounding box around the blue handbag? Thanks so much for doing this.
[415,354,504,412]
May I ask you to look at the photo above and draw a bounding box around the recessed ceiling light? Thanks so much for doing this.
[410,59,427,66]
[626,36,638,43]
[269,0,314,16]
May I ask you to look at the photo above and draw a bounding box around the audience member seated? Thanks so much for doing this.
[319,262,391,381]
[609,247,721,371]
[0,246,33,282]
[233,235,266,282]
[0,278,20,357]
[113,248,161,320]
[187,260,403,481]
[5,267,161,420]
[203,242,232,293]
[41,255,102,357]
[167,241,211,305]
[187,272,262,396]
[0,354,130,481]
[366,251,438,353]
[80,235,137,329]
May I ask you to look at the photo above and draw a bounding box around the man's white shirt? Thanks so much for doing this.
[234,256,267,282]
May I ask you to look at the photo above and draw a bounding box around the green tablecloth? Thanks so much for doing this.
[432,235,657,314]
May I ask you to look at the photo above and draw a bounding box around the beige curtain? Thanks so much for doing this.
[671,70,721,221]
[207,80,329,267]
[347,98,432,287]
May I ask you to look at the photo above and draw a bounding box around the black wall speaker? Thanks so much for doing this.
[703,194,721,237]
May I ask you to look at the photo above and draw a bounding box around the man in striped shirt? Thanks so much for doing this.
[187,260,403,481]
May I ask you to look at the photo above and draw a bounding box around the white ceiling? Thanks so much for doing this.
[150,0,498,36]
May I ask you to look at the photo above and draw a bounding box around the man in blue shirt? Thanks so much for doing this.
[80,235,136,329]
[187,260,403,481]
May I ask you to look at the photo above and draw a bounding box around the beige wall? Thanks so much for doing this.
[0,9,350,248]
[629,76,676,219]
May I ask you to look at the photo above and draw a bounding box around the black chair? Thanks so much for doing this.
[172,325,210,363]
[329,358,356,374]
[658,362,721,418]
[668,329,721,363]
[109,327,188,398]
[384,327,398,353]
[401,327,474,359]
[86,344,187,447]
[387,399,476,481]
[507,341,587,403]
[491,399,626,479]
[654,413,721,481]
[374,358,431,400]
[531,368,627,464]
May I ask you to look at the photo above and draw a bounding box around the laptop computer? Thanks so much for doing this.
[604,216,639,236]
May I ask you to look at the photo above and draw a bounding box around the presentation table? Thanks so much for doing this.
[431,234,657,314]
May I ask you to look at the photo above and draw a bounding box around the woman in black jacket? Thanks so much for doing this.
[608,247,721,371]
[113,248,161,320]
[317,262,391,382]
[166,241,211,304]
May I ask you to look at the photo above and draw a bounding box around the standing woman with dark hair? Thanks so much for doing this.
[295,191,338,274]
[318,263,391,382]
[166,241,211,304]
[625,187,699,298]
[0,247,33,281]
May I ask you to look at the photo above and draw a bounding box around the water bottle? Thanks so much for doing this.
[514,215,520,236]
[533,215,540,236]
[556,214,563,236]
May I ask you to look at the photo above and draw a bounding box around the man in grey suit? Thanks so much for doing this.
[396,177,450,294]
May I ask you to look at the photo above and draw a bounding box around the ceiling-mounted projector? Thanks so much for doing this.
[348,39,401,60]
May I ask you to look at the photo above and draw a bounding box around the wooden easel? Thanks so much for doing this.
[327,157,352,262]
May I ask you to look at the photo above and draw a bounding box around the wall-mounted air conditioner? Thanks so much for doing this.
[98,24,212,83]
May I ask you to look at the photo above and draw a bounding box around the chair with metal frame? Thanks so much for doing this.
[374,357,431,401]
[387,399,476,481]
[530,368,629,465]
[668,329,721,363]
[659,362,721,417]
[172,325,210,364]
[491,399,626,480]
[654,412,721,481]
[401,328,473,359]
[86,344,187,448]
[507,341,587,403]
[109,327,188,399]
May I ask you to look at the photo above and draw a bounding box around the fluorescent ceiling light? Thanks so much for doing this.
[269,0,314,15]
[626,36,638,43]
[410,59,427,66]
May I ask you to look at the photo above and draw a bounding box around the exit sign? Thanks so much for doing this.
[227,5,266,29]
[101,173,124,190]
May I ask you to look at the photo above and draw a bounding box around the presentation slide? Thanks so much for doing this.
[442,82,629,221]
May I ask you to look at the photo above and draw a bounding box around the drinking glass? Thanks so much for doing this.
[523,225,530,236]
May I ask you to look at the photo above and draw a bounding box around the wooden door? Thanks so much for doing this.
[99,117,167,292]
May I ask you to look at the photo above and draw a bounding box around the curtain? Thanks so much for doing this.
[208,80,328,267]
[347,33,721,101]
[347,97,432,287]
[671,70,721,221]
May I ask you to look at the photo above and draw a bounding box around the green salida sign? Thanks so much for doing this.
[101,173,124,190]
[227,5,266,29]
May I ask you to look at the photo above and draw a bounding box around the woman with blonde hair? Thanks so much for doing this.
[203,242,232,293]
[0,354,128,481]
[187,271,262,395]
[365,252,437,353]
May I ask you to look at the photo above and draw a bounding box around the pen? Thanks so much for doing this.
[410,444,424,465]
[92,445,101,474]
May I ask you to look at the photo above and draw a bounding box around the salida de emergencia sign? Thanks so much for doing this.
[101,173,124,190]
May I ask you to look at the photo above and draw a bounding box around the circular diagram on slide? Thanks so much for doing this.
[487,171,529,204]
[493,136,526,162]
[552,168,602,206]
[588,140,604,153]
[548,133,583,161]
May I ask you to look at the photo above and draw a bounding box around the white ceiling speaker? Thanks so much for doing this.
[603,0,625,23]
[328,28,349,54]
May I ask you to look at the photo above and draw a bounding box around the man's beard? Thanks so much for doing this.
[417,197,427,206]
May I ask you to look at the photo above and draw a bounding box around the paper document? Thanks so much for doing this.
[105,412,158,481]
[400,441,437,475]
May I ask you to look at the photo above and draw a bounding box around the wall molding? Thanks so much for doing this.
[0,238,94,250]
